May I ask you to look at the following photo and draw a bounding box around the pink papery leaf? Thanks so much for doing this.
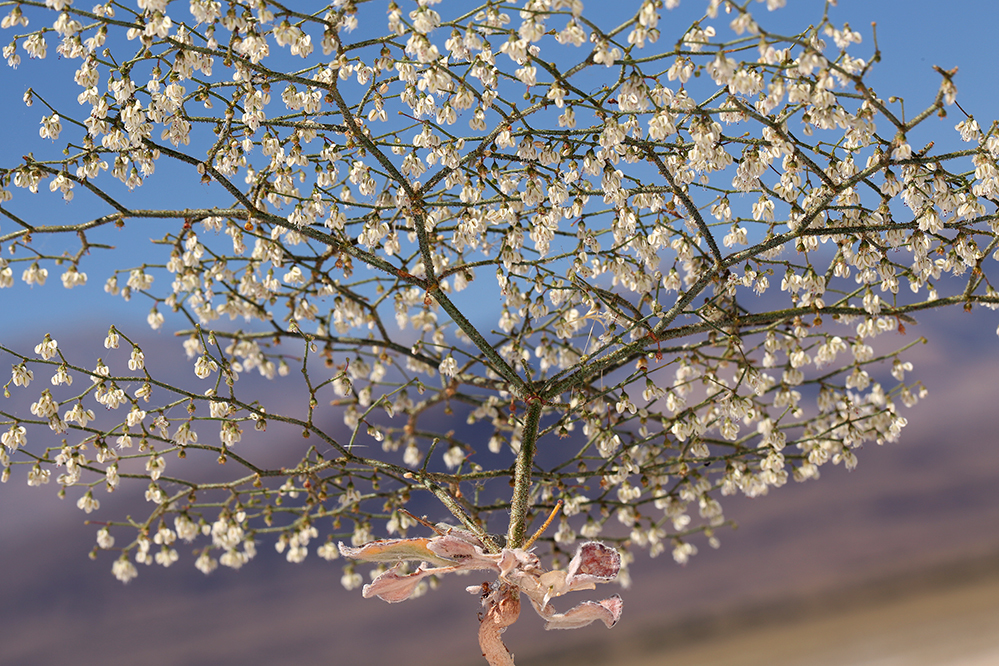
[497,548,541,582]
[564,541,620,591]
[362,563,450,603]
[338,537,456,567]
[514,568,570,611]
[542,595,623,631]
[426,532,494,569]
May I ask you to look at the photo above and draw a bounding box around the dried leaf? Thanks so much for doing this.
[542,595,623,631]
[496,548,540,582]
[478,584,520,666]
[564,542,620,591]
[338,538,455,567]
[362,563,445,603]
[425,532,492,567]
[513,568,569,611]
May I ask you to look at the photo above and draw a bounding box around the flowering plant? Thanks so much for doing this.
[2,0,998,663]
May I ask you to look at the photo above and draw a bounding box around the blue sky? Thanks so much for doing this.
[3,0,999,337]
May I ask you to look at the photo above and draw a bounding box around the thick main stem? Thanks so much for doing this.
[506,400,543,549]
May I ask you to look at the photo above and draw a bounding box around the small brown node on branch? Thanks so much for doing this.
[525,394,546,407]
[642,329,663,360]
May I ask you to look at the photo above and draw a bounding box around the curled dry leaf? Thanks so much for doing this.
[478,584,521,666]
[537,595,624,631]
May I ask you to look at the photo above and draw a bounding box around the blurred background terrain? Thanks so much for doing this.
[2,307,997,666]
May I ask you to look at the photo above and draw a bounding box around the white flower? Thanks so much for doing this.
[341,570,363,591]
[219,420,242,447]
[2,425,27,451]
[97,527,115,549]
[195,552,218,574]
[27,465,50,486]
[672,541,697,565]
[154,548,179,567]
[147,309,164,330]
[22,264,48,286]
[31,390,59,419]
[438,355,458,378]
[50,364,73,386]
[34,335,58,360]
[128,347,146,371]
[194,354,218,378]
[146,456,165,481]
[106,463,119,489]
[61,267,87,289]
[64,403,96,426]
[104,328,120,349]
[171,422,198,447]
[77,492,100,514]
[145,483,167,504]
[112,557,138,583]
[442,445,465,469]
[891,359,913,381]
[11,363,34,387]
[153,526,177,546]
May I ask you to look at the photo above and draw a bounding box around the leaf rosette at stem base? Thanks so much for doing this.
[340,528,623,666]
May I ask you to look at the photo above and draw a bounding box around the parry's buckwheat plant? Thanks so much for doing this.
[2,0,998,662]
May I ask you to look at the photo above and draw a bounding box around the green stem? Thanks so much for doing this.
[506,400,543,549]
